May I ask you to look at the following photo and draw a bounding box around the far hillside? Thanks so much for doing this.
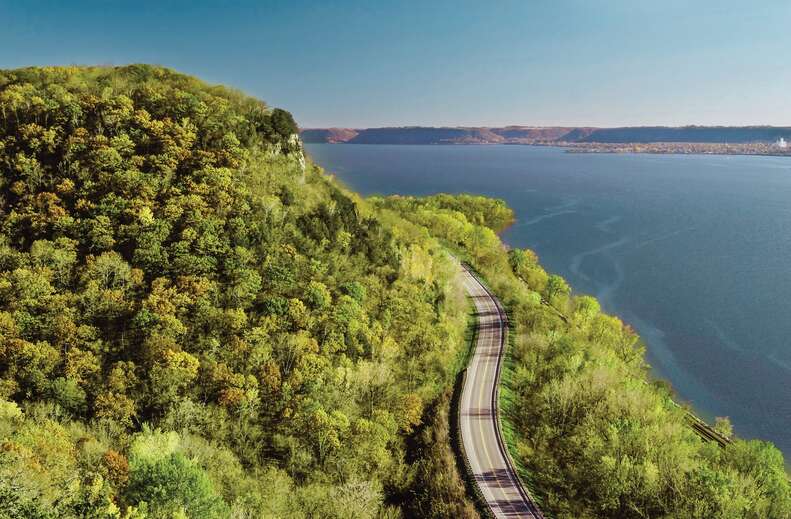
[301,125,791,145]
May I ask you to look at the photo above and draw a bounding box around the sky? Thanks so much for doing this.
[2,0,790,128]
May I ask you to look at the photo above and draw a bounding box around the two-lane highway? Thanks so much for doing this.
[459,265,543,519]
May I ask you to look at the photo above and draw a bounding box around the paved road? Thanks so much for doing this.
[459,265,543,519]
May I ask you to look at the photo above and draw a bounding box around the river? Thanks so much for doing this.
[305,143,791,456]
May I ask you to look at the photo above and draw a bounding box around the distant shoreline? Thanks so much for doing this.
[535,141,791,158]
[307,140,791,159]
[301,126,791,158]
[552,141,791,158]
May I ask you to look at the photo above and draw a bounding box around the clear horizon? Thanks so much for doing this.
[2,0,790,128]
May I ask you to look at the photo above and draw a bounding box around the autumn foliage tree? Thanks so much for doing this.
[0,66,472,517]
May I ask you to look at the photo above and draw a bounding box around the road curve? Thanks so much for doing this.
[459,264,544,519]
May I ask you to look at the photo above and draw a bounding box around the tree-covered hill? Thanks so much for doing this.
[0,65,478,518]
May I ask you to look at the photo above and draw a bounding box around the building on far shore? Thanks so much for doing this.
[777,137,788,148]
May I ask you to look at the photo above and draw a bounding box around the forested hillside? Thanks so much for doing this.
[375,195,791,518]
[1,65,788,519]
[0,65,480,518]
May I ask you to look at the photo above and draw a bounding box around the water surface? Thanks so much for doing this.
[306,143,791,455]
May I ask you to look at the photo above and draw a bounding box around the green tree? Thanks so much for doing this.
[125,442,228,518]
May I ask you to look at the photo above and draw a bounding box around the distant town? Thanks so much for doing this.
[301,126,791,157]
[561,138,791,157]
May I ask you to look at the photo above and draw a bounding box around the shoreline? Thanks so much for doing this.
[311,141,791,159]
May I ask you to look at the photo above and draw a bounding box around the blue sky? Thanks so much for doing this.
[2,0,790,128]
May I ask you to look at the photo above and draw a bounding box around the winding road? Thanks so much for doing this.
[460,265,544,519]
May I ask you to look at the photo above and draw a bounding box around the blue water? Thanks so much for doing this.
[305,143,791,456]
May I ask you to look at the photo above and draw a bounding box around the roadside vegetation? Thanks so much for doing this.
[375,195,791,518]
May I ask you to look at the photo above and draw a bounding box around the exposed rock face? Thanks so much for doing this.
[289,133,307,176]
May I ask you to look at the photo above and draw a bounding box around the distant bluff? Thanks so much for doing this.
[301,125,791,144]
